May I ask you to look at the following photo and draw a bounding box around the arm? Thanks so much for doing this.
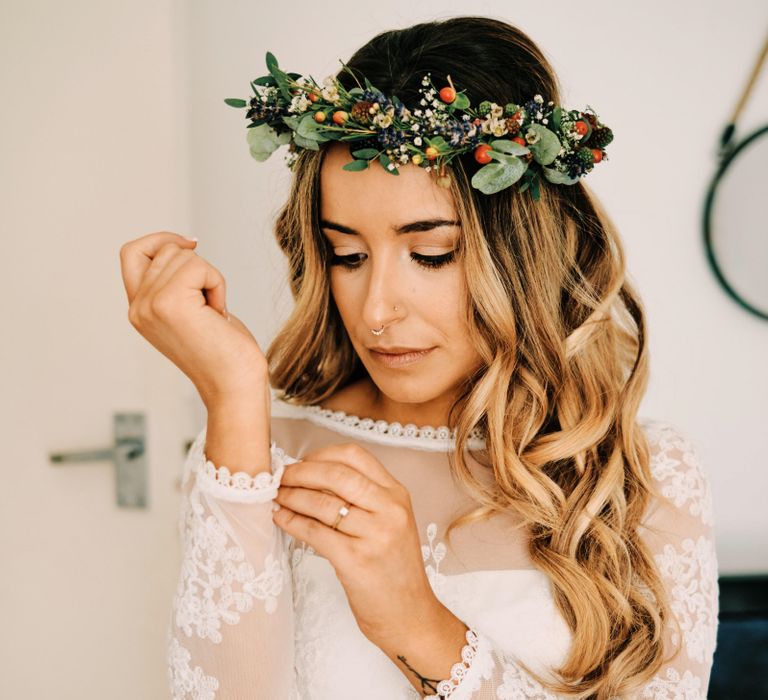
[395,421,718,699]
[166,402,301,699]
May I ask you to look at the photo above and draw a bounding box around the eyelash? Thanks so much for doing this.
[329,251,456,271]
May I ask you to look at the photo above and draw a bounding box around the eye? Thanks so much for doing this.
[329,251,456,271]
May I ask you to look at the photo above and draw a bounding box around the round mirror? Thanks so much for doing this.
[703,124,768,321]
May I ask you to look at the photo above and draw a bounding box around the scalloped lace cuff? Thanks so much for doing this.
[196,441,299,503]
[424,627,495,699]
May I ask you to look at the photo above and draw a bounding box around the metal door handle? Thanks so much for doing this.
[49,412,148,508]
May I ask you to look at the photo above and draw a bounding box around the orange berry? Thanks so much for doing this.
[332,110,348,125]
[307,92,320,103]
[314,111,326,123]
[574,120,589,136]
[425,146,439,161]
[474,144,493,164]
[591,149,603,163]
[439,86,456,103]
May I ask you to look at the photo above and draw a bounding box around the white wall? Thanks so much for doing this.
[184,1,768,574]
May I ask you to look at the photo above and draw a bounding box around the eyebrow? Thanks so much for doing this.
[319,218,460,236]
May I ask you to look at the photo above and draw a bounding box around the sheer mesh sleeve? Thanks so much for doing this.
[420,420,719,699]
[166,426,300,699]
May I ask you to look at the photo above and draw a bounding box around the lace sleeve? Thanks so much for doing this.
[418,420,719,700]
[166,426,300,699]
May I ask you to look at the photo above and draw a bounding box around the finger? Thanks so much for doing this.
[272,504,349,562]
[274,485,368,537]
[298,442,400,488]
[279,458,389,512]
[141,247,228,318]
[119,231,197,304]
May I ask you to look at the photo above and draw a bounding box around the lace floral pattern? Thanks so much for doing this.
[422,521,448,596]
[173,470,288,642]
[654,535,718,663]
[167,636,219,699]
[644,420,714,527]
[640,667,704,699]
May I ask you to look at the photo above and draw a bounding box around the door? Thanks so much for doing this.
[0,2,203,697]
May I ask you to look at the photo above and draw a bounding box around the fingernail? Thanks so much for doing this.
[184,235,198,242]
[272,502,281,512]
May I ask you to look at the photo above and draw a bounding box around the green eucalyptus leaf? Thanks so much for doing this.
[265,51,279,75]
[342,159,370,171]
[470,161,525,194]
[379,152,399,175]
[251,75,277,87]
[452,92,470,110]
[281,115,301,129]
[489,139,529,156]
[246,123,286,161]
[426,135,448,150]
[551,106,563,131]
[351,148,380,159]
[541,166,579,185]
[224,98,247,108]
[348,87,364,97]
[525,124,561,165]
[292,133,320,150]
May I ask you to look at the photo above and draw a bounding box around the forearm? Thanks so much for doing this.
[378,600,471,697]
[204,383,272,477]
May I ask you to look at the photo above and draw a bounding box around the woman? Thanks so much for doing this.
[120,16,718,699]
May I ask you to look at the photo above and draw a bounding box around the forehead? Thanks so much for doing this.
[319,142,457,225]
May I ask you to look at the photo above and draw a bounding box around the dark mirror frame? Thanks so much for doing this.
[702,123,768,321]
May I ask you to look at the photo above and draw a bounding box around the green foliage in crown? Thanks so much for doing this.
[224,51,614,200]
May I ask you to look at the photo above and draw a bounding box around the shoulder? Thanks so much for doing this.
[638,417,715,528]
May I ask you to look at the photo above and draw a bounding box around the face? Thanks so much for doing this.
[319,142,484,425]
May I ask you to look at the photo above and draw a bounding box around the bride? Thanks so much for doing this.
[119,15,717,700]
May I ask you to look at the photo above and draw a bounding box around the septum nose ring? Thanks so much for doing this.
[371,305,398,335]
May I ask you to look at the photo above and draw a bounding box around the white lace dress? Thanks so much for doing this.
[166,391,719,699]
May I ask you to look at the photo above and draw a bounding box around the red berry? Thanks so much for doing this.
[512,137,526,147]
[591,149,603,163]
[439,86,456,103]
[474,144,493,164]
[574,120,589,136]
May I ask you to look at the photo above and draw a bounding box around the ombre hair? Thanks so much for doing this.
[265,15,678,698]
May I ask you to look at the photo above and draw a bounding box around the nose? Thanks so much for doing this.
[360,250,404,331]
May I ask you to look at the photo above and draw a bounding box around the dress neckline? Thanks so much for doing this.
[271,393,488,453]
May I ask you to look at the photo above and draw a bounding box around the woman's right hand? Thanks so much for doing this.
[119,231,269,407]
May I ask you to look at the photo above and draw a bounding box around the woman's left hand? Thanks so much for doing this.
[272,442,442,649]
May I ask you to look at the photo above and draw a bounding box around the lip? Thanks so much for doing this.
[369,346,435,368]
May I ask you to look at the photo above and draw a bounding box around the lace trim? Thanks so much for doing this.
[196,441,299,503]
[272,397,487,452]
[421,628,481,698]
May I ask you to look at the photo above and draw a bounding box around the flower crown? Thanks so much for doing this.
[224,51,614,200]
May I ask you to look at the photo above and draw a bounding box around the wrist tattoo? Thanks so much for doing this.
[397,654,442,695]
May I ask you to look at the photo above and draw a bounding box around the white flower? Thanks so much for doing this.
[373,112,393,128]
[492,122,506,137]
[419,99,427,106]
[287,93,311,114]
[490,103,504,118]
[542,118,548,124]
[414,109,423,117]
[525,128,540,144]
[412,124,420,132]
[414,136,423,146]
[534,94,543,103]
[425,109,433,117]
